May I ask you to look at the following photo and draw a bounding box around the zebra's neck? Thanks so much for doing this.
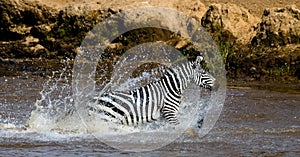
[167,61,195,93]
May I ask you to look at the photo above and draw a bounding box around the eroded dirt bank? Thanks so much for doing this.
[0,0,299,82]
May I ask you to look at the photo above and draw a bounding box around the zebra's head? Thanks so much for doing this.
[192,55,216,90]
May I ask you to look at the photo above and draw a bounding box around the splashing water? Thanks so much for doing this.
[8,52,213,152]
[26,61,85,134]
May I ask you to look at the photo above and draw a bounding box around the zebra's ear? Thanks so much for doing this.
[196,55,203,62]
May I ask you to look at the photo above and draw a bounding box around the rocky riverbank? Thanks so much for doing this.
[0,0,299,82]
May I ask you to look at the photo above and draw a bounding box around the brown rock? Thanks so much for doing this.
[201,3,260,45]
[252,5,300,47]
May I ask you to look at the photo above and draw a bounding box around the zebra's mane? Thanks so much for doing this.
[102,55,207,95]
[110,65,172,94]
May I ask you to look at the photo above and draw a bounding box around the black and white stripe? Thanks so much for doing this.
[90,55,215,125]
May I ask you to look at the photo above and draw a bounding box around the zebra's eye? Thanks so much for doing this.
[192,64,196,69]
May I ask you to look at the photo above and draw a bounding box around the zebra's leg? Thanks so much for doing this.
[162,93,182,125]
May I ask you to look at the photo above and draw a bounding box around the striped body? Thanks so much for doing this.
[90,56,215,125]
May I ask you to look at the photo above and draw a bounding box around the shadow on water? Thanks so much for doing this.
[0,59,299,156]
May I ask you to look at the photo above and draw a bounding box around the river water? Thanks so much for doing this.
[0,62,299,156]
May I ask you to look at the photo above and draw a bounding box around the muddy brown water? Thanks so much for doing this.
[0,62,299,156]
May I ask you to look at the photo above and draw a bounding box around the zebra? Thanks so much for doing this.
[89,55,216,126]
